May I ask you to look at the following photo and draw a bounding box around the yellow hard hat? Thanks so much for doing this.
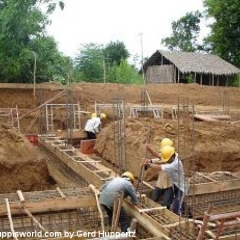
[100,113,107,119]
[161,145,175,162]
[160,138,173,151]
[121,171,134,182]
[91,112,97,118]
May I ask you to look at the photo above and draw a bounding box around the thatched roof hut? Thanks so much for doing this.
[142,50,240,86]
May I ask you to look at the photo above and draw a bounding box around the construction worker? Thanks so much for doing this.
[145,138,174,209]
[142,145,188,216]
[84,112,107,139]
[99,171,140,232]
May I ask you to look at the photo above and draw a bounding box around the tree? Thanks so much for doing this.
[161,11,202,52]
[203,0,240,67]
[107,60,142,84]
[103,41,130,66]
[0,0,66,83]
[74,43,104,82]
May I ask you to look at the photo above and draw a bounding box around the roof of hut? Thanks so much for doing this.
[143,50,240,75]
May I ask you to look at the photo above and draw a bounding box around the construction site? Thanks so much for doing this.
[1,82,240,240]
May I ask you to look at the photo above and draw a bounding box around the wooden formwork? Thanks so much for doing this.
[39,135,116,188]
[186,171,240,218]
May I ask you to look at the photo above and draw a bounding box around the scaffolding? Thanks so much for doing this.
[0,107,20,132]
[45,103,81,132]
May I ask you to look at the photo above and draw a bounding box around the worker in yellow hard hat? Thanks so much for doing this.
[99,171,140,232]
[142,144,190,217]
[84,112,107,139]
[144,138,174,209]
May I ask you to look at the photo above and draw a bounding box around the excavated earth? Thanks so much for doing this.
[1,82,240,192]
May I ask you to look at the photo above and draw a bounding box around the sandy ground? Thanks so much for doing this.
[1,82,240,192]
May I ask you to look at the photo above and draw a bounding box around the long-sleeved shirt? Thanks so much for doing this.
[84,117,101,133]
[99,177,139,208]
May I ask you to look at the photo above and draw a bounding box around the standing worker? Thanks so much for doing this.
[142,145,188,216]
[84,113,107,139]
[145,138,174,209]
[99,172,140,232]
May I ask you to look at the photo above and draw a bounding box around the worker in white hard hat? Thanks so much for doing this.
[84,112,107,139]
[144,138,174,209]
[142,145,190,217]
[99,171,140,232]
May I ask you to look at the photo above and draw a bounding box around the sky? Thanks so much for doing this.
[46,0,208,64]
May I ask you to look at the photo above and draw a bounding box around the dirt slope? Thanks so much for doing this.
[1,82,240,190]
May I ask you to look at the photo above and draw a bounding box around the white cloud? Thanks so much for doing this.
[46,0,207,63]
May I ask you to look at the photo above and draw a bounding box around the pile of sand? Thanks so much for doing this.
[0,124,54,193]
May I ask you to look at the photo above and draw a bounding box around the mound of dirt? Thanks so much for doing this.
[0,124,54,193]
[95,116,240,180]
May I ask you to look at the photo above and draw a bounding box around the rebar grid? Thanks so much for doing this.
[1,208,102,233]
[82,162,109,178]
[169,226,197,240]
[186,189,240,218]
[136,225,154,239]
[139,197,178,225]
[38,146,88,187]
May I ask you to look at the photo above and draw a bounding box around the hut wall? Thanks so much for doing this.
[146,65,174,83]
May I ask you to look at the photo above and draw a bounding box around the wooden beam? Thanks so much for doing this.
[138,206,166,213]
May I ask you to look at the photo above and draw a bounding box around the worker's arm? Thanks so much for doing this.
[146,144,161,158]
[125,183,140,206]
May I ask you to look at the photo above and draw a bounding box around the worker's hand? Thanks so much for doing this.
[141,158,151,166]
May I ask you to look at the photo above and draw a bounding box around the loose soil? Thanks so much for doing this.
[1,82,240,192]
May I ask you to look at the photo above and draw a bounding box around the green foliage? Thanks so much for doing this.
[104,41,130,66]
[74,43,104,82]
[161,11,202,52]
[0,0,66,83]
[186,74,194,83]
[107,60,143,84]
[204,0,240,67]
[74,43,142,84]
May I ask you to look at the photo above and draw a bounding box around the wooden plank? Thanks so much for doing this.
[0,195,96,216]
[188,179,240,195]
[122,201,171,239]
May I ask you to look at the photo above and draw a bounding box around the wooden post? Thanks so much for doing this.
[16,190,25,203]
[89,184,105,231]
[196,205,213,240]
[5,198,18,240]
[56,187,66,199]
[21,207,48,232]
[111,192,124,232]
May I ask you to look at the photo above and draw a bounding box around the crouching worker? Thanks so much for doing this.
[99,172,140,232]
[84,113,107,139]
